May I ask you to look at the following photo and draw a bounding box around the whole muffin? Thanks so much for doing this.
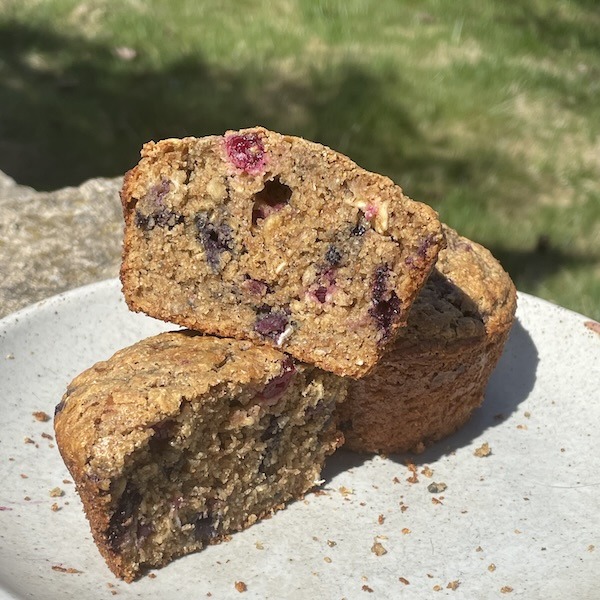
[54,331,346,581]
[338,225,517,454]
[120,127,443,378]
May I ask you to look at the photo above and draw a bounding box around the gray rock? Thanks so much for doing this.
[0,172,123,318]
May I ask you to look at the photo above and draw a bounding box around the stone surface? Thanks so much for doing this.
[0,170,123,318]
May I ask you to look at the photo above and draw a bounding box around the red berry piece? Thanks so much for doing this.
[254,306,290,341]
[242,276,271,297]
[225,132,267,174]
[258,357,297,406]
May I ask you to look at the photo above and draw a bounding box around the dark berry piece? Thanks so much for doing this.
[143,178,171,210]
[371,265,389,301]
[135,211,150,229]
[225,132,266,174]
[257,357,297,405]
[155,209,184,228]
[351,222,367,237]
[135,208,184,231]
[307,267,337,304]
[369,265,401,340]
[195,212,234,272]
[107,482,141,551]
[325,245,342,266]
[405,234,437,268]
[242,276,270,297]
[254,306,289,341]
[194,511,218,543]
[370,292,400,339]
[416,234,435,259]
[252,178,292,225]
[314,286,328,303]
[134,179,183,230]
[54,400,66,416]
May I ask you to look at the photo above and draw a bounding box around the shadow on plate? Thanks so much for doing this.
[321,316,539,481]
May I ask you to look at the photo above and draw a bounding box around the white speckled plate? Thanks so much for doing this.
[0,280,598,599]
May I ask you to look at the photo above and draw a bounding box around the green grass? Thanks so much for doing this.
[0,0,599,319]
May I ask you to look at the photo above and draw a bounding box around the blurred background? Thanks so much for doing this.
[1,0,598,319]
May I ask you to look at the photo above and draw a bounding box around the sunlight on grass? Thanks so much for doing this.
[0,0,598,318]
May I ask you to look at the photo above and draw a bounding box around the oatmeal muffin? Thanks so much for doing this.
[54,331,346,581]
[120,127,444,377]
[338,225,517,454]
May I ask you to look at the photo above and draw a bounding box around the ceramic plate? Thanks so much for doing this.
[0,280,598,599]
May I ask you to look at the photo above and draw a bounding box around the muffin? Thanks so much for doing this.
[338,225,517,454]
[120,127,444,377]
[54,331,346,581]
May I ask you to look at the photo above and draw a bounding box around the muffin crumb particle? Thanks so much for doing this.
[51,565,82,574]
[371,540,387,556]
[474,442,492,457]
[406,462,419,484]
[49,487,64,497]
[234,581,247,593]
[33,411,51,422]
[421,466,434,477]
[427,482,447,493]
[399,577,410,585]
